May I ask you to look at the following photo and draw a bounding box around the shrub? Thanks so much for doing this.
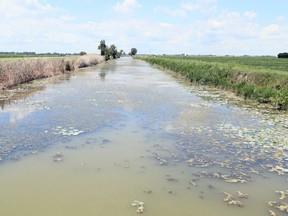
[278,52,288,58]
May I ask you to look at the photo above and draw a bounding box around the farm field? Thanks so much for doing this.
[162,56,288,72]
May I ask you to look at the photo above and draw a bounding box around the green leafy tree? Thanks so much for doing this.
[130,48,137,56]
[109,44,118,59]
[79,51,87,56]
[116,49,124,58]
[104,48,111,61]
[98,40,107,56]
[98,40,123,60]
[278,52,288,58]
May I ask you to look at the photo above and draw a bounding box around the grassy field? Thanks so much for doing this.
[0,55,104,89]
[137,56,288,110]
[162,56,288,72]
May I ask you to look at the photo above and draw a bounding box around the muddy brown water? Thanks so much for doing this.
[0,57,287,216]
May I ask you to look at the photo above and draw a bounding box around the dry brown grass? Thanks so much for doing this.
[75,54,104,68]
[0,55,104,89]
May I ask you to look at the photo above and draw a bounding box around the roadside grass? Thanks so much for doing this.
[137,56,288,110]
[0,55,104,89]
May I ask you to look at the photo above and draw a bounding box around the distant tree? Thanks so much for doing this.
[104,48,111,61]
[116,51,121,59]
[109,44,118,59]
[278,52,288,58]
[80,51,87,56]
[116,49,124,58]
[130,48,137,56]
[98,40,107,56]
[97,39,124,60]
[120,49,124,56]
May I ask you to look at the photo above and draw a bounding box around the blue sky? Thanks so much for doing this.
[0,0,287,55]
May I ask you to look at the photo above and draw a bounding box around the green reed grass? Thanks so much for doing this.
[137,56,288,110]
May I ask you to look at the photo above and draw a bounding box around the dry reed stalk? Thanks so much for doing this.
[74,55,104,68]
[0,55,104,89]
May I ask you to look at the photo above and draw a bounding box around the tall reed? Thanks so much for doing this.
[0,55,104,89]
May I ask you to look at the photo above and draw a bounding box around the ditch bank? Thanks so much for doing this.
[137,56,288,110]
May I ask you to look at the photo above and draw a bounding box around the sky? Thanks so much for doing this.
[0,0,287,55]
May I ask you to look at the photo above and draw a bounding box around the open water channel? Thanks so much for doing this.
[0,57,287,216]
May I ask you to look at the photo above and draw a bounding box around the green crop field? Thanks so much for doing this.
[0,54,67,59]
[161,56,288,73]
[0,54,30,59]
[137,55,288,110]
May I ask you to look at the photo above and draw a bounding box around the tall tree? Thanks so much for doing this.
[109,44,118,59]
[130,48,137,56]
[116,49,124,58]
[98,40,107,56]
[278,52,288,58]
[104,48,111,61]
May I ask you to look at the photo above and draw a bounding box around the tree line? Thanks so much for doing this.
[0,51,86,56]
[278,53,288,58]
[98,40,137,61]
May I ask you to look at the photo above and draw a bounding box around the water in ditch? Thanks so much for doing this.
[0,57,287,216]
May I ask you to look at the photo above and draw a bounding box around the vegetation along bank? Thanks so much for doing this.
[137,56,288,110]
[0,55,104,90]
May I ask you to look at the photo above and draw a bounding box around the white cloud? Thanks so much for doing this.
[207,19,223,29]
[244,11,257,19]
[155,0,217,18]
[262,24,281,37]
[197,12,288,55]
[0,0,55,18]
[181,2,198,11]
[277,15,285,22]
[0,0,287,55]
[74,0,92,2]
[154,6,187,18]
[59,15,76,21]
[114,0,141,14]
[182,0,217,14]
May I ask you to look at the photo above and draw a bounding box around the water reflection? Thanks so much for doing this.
[99,69,107,81]
[0,72,74,110]
[0,85,45,110]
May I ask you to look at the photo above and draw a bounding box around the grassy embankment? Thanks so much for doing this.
[0,55,104,89]
[137,56,288,110]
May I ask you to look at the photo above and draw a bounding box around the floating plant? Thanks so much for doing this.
[131,200,145,214]
[52,126,84,136]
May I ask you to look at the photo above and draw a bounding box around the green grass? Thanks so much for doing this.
[137,56,288,110]
[161,55,288,73]
[0,54,27,58]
